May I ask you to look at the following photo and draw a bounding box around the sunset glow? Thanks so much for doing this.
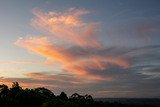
[0,0,160,98]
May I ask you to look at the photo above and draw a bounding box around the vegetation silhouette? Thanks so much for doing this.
[0,82,157,107]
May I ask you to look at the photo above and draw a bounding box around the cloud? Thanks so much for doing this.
[0,77,57,88]
[63,56,129,78]
[107,16,160,46]
[15,36,130,81]
[31,8,102,48]
[2,44,160,97]
[0,72,105,96]
[15,8,130,82]
[13,8,160,97]
[15,36,75,64]
[0,60,52,66]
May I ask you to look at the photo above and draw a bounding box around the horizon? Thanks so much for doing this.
[0,0,160,98]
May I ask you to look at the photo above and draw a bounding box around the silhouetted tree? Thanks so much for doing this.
[35,87,55,99]
[70,93,85,101]
[0,84,9,97]
[70,93,80,99]
[59,91,68,101]
[0,82,157,107]
[84,94,93,101]
[9,82,22,98]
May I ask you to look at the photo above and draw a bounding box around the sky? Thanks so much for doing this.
[0,0,160,98]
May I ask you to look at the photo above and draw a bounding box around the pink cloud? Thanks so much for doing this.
[15,36,75,63]
[32,8,102,48]
[15,8,130,83]
[0,77,58,88]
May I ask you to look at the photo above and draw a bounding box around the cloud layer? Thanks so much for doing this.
[15,8,130,81]
[1,8,159,97]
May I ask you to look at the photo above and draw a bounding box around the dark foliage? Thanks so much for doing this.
[0,82,157,107]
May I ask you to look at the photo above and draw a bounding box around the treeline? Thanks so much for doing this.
[0,82,156,107]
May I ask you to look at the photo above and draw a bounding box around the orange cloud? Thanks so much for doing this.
[32,8,102,48]
[64,56,129,74]
[0,79,57,89]
[15,36,75,64]
[25,73,52,81]
[15,36,128,81]
[15,8,130,83]
[0,71,103,90]
[64,56,129,80]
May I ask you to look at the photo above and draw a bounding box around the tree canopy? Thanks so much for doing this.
[0,82,157,107]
